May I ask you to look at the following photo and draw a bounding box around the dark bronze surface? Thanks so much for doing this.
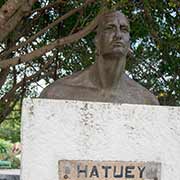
[40,11,159,105]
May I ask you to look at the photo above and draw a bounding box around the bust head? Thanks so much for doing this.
[95,11,130,59]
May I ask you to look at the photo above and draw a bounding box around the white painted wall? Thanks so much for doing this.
[21,99,180,180]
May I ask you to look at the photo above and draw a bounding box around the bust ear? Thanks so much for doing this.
[94,27,98,44]
[94,33,101,56]
[127,48,134,61]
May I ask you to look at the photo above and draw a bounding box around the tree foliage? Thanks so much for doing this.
[0,138,20,168]
[0,0,179,129]
[0,103,20,142]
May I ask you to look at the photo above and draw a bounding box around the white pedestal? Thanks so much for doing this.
[21,99,180,180]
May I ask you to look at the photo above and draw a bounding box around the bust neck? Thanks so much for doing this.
[91,54,126,90]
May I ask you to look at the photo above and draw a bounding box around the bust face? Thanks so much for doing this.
[97,12,130,58]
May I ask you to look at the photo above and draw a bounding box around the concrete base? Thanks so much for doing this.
[21,99,180,180]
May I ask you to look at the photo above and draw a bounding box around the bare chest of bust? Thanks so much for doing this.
[40,70,159,105]
[43,83,153,105]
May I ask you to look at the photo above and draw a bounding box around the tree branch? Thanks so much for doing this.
[0,0,22,26]
[0,0,96,59]
[30,0,66,14]
[0,11,100,68]
[0,68,10,88]
[0,0,38,41]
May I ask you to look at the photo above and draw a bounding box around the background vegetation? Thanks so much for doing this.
[0,138,20,168]
[0,0,179,151]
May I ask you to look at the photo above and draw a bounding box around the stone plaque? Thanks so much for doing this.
[59,160,161,180]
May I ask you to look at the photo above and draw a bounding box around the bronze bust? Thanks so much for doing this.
[40,11,159,105]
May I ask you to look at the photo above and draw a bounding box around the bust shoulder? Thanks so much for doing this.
[40,67,94,99]
[123,74,159,105]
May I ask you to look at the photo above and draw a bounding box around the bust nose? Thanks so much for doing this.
[114,28,122,39]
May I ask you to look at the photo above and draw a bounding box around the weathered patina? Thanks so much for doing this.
[40,11,159,105]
